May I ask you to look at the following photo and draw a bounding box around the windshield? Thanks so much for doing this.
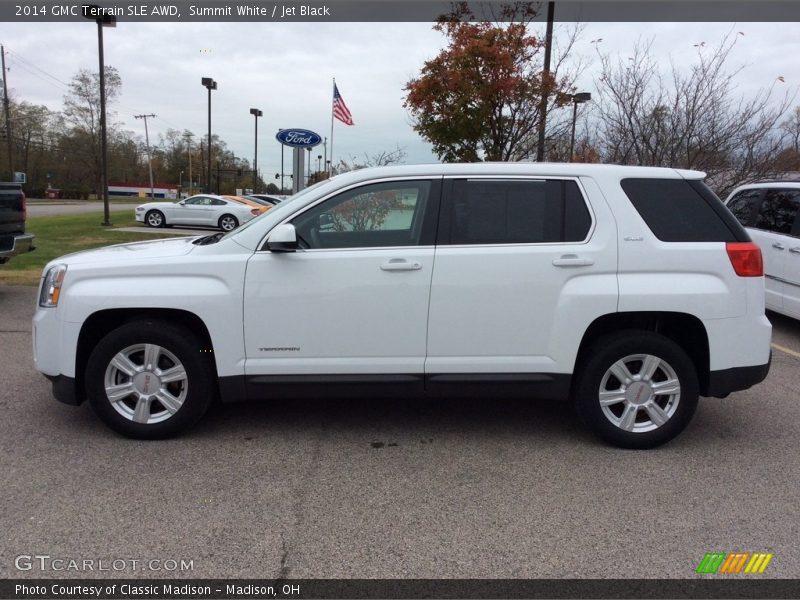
[220,177,340,240]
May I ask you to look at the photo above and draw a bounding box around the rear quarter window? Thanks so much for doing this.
[620,178,748,242]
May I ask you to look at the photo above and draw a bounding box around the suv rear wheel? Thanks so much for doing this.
[85,321,215,439]
[573,331,699,449]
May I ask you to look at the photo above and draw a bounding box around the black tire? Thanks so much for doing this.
[573,331,699,449]
[85,320,215,439]
[145,210,165,228]
[218,214,239,232]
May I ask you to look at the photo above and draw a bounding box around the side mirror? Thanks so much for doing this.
[318,213,334,231]
[266,223,298,253]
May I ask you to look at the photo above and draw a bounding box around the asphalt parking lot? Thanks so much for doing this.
[1,283,799,580]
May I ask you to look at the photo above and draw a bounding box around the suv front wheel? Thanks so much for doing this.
[85,321,215,439]
[573,331,699,449]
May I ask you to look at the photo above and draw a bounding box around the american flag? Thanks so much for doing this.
[333,83,354,126]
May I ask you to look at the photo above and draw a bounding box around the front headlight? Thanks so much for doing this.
[39,264,67,307]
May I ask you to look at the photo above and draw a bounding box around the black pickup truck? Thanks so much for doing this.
[0,182,35,263]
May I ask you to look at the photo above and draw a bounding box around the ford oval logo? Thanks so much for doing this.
[276,128,322,148]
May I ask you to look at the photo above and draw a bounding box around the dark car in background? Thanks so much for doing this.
[0,182,35,264]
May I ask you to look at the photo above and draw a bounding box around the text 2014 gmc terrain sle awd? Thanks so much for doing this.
[33,164,771,448]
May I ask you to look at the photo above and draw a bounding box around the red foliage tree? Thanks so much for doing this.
[404,4,576,162]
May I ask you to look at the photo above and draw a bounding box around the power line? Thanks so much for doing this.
[2,47,71,92]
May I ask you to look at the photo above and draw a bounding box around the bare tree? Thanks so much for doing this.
[62,67,122,196]
[332,145,408,174]
[592,31,795,196]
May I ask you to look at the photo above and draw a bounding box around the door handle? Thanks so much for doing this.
[552,255,595,267]
[380,258,422,271]
[772,243,786,250]
[790,247,800,254]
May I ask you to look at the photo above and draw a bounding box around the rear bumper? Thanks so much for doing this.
[0,233,35,263]
[705,354,771,398]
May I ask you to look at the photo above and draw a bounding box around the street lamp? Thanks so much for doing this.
[82,5,116,226]
[179,170,184,193]
[569,92,591,163]
[201,77,217,193]
[317,154,322,174]
[249,108,262,193]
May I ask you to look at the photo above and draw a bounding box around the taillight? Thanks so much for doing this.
[726,242,763,277]
[251,208,260,216]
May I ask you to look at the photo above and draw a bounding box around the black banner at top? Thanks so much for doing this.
[2,1,800,22]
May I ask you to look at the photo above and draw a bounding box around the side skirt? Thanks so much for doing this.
[218,373,573,403]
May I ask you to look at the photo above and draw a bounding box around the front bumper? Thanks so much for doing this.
[0,233,35,263]
[45,374,83,405]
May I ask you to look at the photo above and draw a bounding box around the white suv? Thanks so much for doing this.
[33,164,772,448]
[725,182,800,320]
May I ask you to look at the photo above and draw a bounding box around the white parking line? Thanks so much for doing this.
[772,343,800,359]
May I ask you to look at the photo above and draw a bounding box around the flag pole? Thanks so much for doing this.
[329,77,335,177]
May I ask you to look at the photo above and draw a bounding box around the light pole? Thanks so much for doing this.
[82,5,116,226]
[536,1,555,162]
[569,92,591,163]
[201,77,217,193]
[179,170,184,195]
[249,108,262,193]
[317,154,322,174]
[306,147,312,183]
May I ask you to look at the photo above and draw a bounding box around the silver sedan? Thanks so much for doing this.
[135,194,260,231]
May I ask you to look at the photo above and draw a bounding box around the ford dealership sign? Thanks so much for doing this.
[276,129,322,148]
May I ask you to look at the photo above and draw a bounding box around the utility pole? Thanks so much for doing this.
[134,113,156,199]
[1,45,12,179]
[184,132,194,196]
[536,1,555,162]
[199,139,205,192]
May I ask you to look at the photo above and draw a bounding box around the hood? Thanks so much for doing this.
[56,236,197,266]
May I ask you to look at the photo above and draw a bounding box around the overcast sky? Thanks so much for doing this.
[1,17,797,185]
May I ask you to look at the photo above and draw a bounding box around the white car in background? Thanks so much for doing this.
[135,194,260,232]
[725,182,800,320]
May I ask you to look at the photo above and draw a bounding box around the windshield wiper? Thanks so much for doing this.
[192,232,225,245]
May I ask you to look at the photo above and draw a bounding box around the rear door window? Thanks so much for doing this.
[439,179,592,245]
